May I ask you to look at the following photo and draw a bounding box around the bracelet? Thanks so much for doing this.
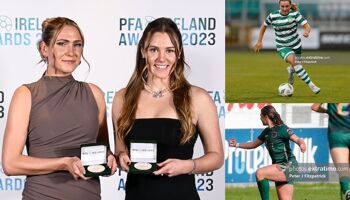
[189,159,196,175]
[236,143,240,148]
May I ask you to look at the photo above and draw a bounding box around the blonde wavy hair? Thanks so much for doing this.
[37,17,90,70]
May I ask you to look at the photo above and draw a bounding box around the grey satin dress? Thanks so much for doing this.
[22,75,101,200]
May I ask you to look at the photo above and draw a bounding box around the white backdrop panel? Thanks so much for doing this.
[0,0,225,199]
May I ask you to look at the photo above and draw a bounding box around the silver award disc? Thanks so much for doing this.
[134,162,152,170]
[87,164,105,173]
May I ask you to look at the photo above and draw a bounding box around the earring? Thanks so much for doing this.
[141,66,149,83]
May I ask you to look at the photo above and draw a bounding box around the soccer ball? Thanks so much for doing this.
[278,83,294,97]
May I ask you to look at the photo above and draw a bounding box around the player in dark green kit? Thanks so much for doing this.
[230,105,306,200]
[312,103,350,200]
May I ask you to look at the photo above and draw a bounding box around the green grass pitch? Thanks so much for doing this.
[225,51,350,102]
[226,183,340,200]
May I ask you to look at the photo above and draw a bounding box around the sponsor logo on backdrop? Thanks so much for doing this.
[0,162,25,191]
[0,91,4,118]
[0,15,42,46]
[104,90,115,118]
[114,169,216,192]
[118,16,216,46]
[196,172,214,192]
[115,169,125,191]
[208,90,225,119]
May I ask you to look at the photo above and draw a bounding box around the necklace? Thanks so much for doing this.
[143,83,169,98]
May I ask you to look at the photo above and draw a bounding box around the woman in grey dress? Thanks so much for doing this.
[1,17,116,200]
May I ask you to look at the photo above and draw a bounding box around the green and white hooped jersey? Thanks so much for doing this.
[264,10,307,51]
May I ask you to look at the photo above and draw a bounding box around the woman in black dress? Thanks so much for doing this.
[112,17,224,200]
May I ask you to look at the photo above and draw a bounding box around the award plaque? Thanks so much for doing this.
[129,140,157,174]
[80,144,111,177]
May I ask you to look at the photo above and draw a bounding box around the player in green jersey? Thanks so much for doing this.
[254,0,320,94]
[229,105,306,200]
[312,103,350,200]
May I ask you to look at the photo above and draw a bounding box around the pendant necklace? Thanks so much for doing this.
[143,83,169,98]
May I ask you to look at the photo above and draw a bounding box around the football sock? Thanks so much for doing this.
[340,177,349,195]
[293,64,313,86]
[257,179,270,200]
[288,65,295,73]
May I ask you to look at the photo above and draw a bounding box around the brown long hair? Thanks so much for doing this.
[279,0,291,3]
[117,17,195,144]
[37,17,90,69]
[279,0,299,11]
[261,105,284,125]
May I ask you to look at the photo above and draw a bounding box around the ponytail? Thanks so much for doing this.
[261,105,284,125]
[291,3,299,11]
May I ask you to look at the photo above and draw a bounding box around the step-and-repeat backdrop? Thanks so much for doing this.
[0,0,225,199]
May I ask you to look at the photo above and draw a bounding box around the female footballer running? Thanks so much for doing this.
[254,0,320,94]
